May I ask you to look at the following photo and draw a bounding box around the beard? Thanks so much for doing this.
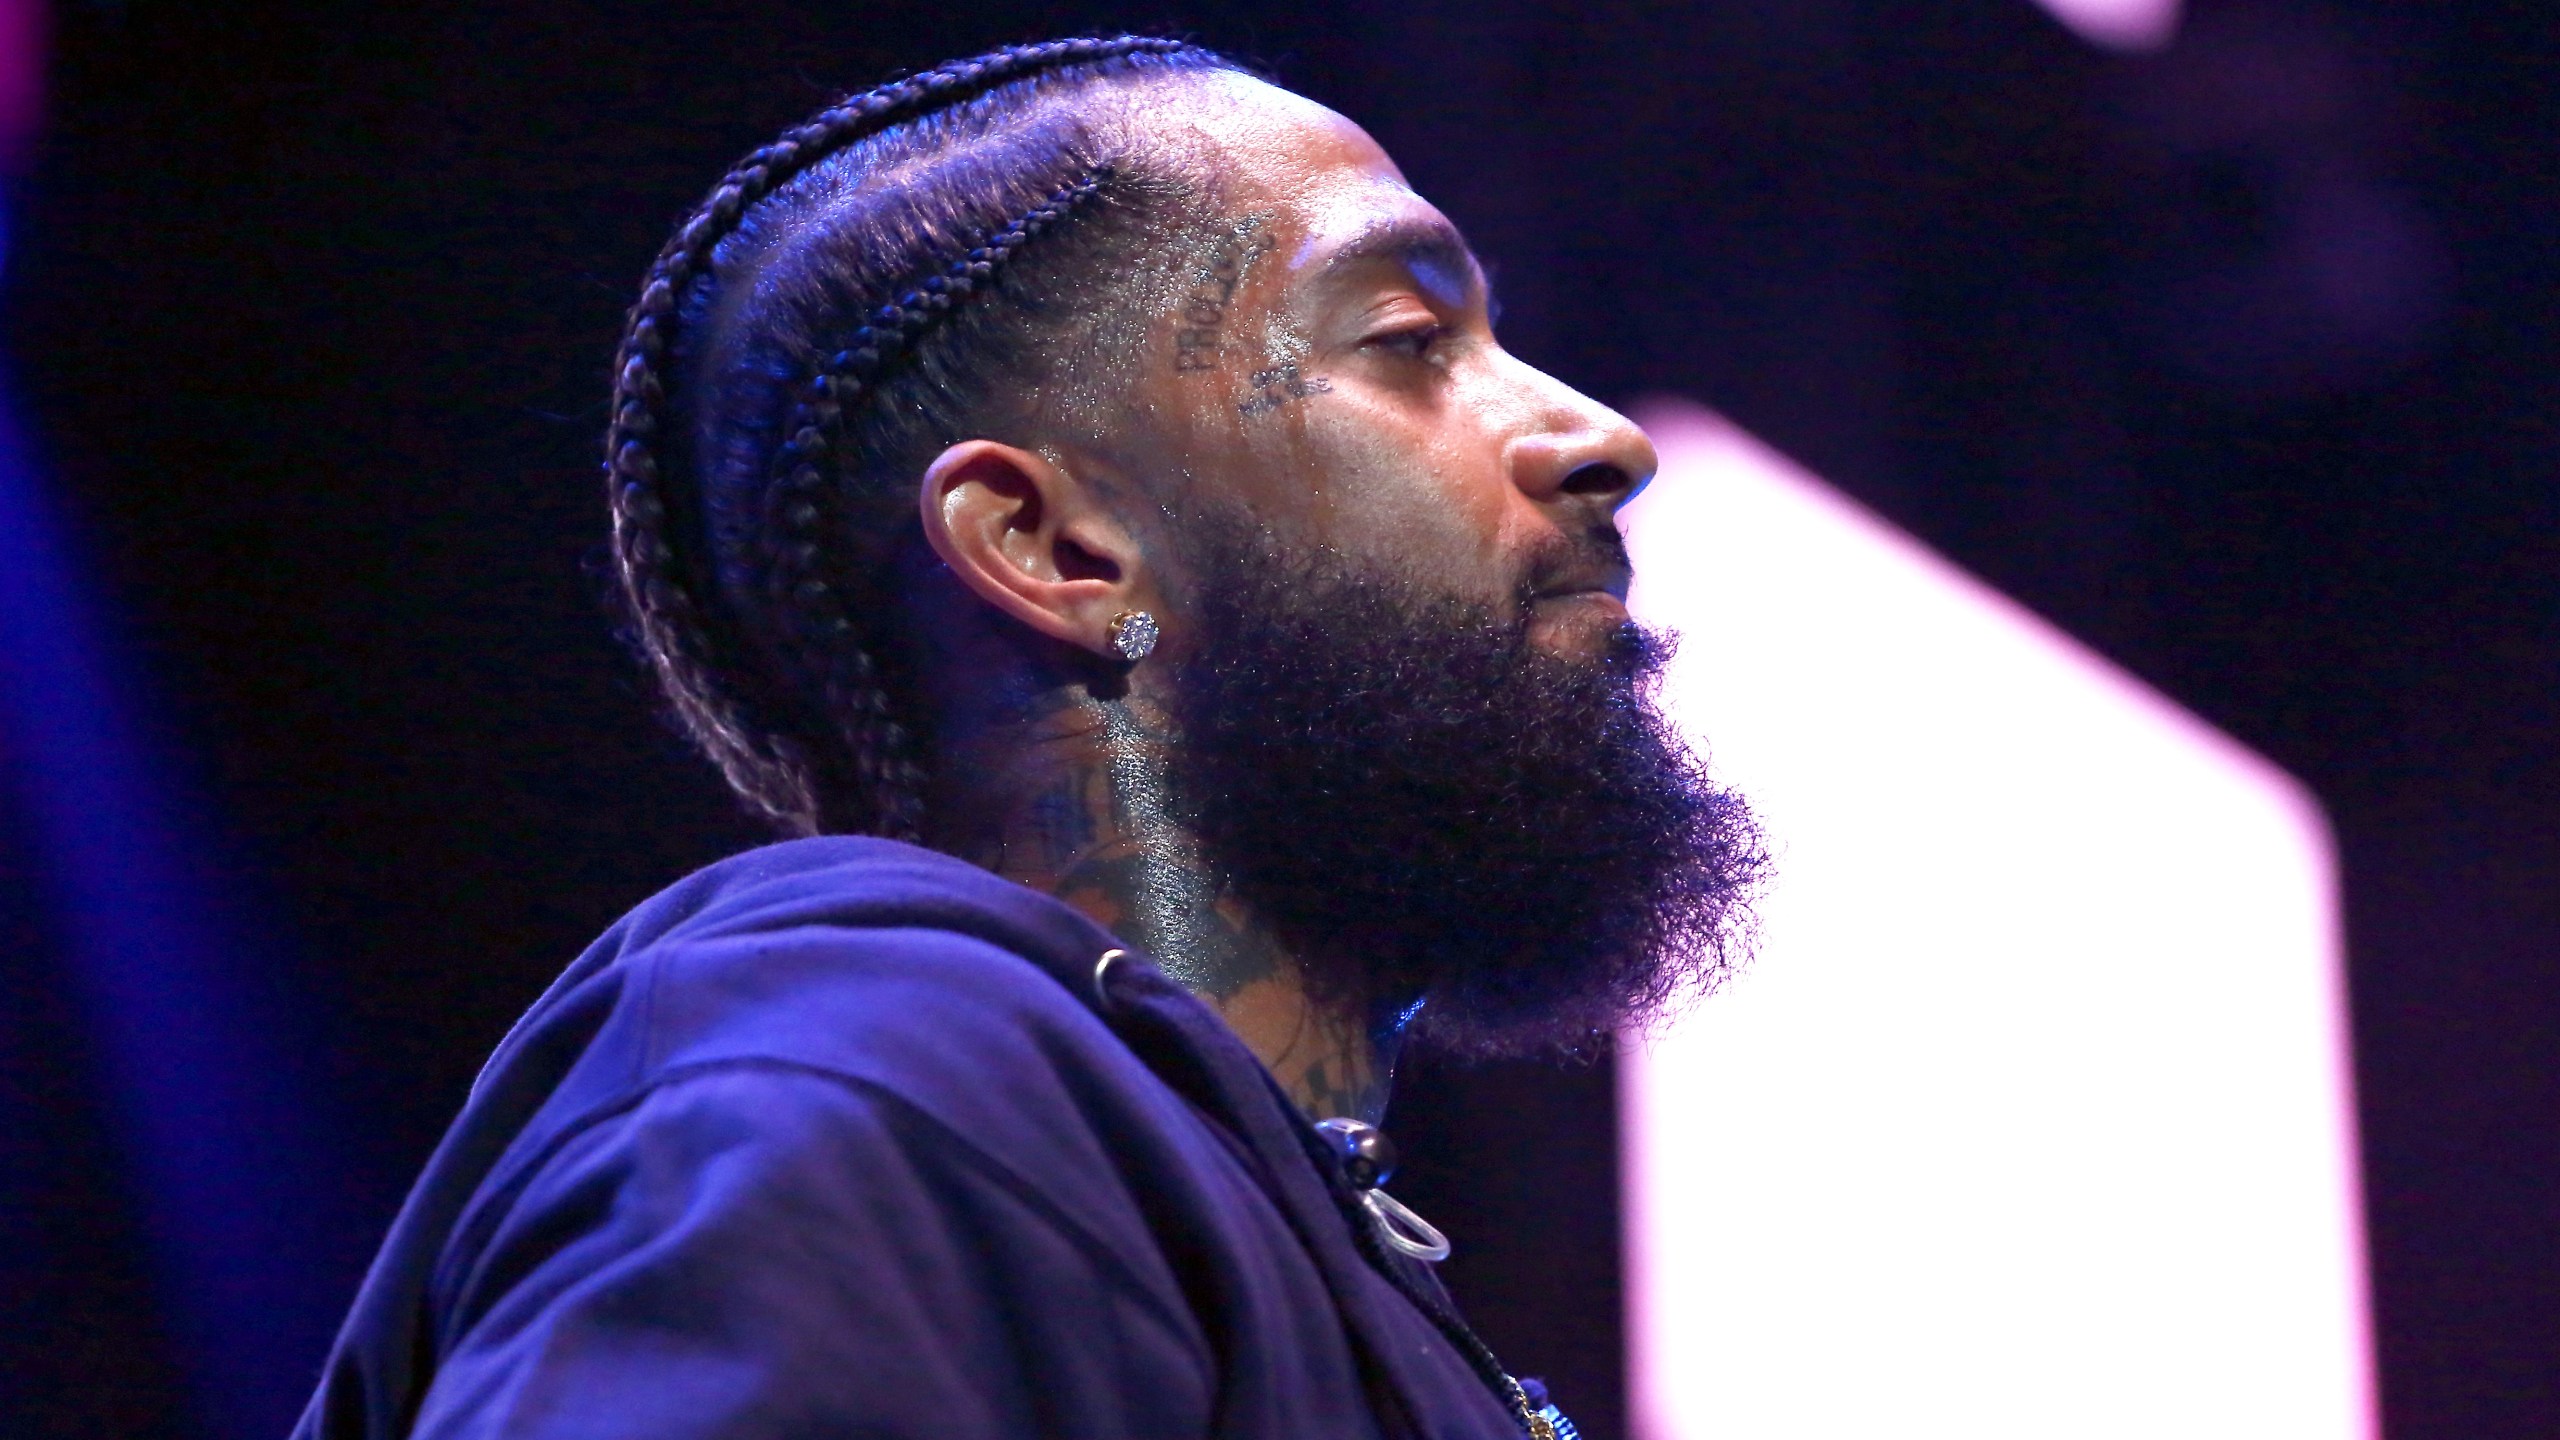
[1161,518,1765,1058]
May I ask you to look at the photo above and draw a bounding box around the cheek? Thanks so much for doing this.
[1271,395,1521,599]
[1114,338,1519,606]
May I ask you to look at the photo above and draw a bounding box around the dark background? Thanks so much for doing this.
[3,1,2552,1436]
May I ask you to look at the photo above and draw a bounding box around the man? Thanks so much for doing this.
[298,35,1761,1440]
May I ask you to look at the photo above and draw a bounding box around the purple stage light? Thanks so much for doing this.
[0,0,37,171]
[2031,0,2181,53]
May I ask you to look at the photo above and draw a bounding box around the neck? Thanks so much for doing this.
[937,678,1402,1126]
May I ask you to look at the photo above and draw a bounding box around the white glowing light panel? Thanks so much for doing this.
[1620,404,2374,1440]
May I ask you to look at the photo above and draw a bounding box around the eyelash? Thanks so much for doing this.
[1374,322,1446,358]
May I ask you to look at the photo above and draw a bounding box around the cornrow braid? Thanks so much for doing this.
[757,169,1112,838]
[603,36,1224,836]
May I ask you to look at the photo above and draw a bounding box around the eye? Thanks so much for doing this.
[1371,322,1447,359]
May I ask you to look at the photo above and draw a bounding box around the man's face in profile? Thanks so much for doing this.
[1068,74,1762,1053]
[1074,70,1656,665]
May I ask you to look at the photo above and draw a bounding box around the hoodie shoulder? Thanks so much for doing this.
[470,837,1176,1234]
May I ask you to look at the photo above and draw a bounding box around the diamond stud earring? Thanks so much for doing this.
[1106,609,1159,663]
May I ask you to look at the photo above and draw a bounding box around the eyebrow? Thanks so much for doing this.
[1315,214,1496,314]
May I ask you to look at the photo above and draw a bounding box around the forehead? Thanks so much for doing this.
[1118,71,1434,243]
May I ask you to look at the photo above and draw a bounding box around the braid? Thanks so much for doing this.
[604,37,1214,835]
[759,169,1112,838]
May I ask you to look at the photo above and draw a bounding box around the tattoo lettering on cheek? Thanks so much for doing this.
[1238,364,1333,419]
[1172,222,1277,374]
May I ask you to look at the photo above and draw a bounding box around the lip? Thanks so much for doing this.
[1531,588,1632,620]
[1531,568,1632,601]
[1529,564,1632,605]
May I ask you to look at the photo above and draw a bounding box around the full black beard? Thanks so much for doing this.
[1163,525,1765,1057]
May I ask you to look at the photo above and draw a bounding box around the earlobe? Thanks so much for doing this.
[917,439,1150,658]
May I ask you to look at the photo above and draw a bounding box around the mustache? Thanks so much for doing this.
[1515,522,1634,610]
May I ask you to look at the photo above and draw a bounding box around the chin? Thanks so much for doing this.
[1526,593,1635,660]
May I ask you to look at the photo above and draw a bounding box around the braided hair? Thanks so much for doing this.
[606,37,1238,839]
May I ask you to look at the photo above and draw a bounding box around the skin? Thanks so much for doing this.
[911,72,1656,1127]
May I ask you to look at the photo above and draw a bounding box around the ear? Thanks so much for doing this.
[916,439,1153,658]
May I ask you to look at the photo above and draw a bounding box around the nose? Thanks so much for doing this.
[1505,385,1659,520]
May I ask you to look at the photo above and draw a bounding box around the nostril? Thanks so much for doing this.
[1560,463,1632,498]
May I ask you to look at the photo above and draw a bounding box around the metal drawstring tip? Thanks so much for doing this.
[1360,1186,1452,1263]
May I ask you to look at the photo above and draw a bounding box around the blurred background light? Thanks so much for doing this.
[0,5,367,1433]
[1621,404,2374,1439]
[2031,0,2183,53]
[0,0,40,172]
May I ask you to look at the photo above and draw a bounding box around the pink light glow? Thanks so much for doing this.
[2030,0,2183,53]
[0,0,42,172]
[1620,404,2374,1440]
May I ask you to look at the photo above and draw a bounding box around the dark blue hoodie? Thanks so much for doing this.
[293,838,1540,1440]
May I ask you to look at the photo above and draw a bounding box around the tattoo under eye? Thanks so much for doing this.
[1238,364,1332,418]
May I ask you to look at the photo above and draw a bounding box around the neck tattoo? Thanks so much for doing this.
[949,682,1400,1126]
